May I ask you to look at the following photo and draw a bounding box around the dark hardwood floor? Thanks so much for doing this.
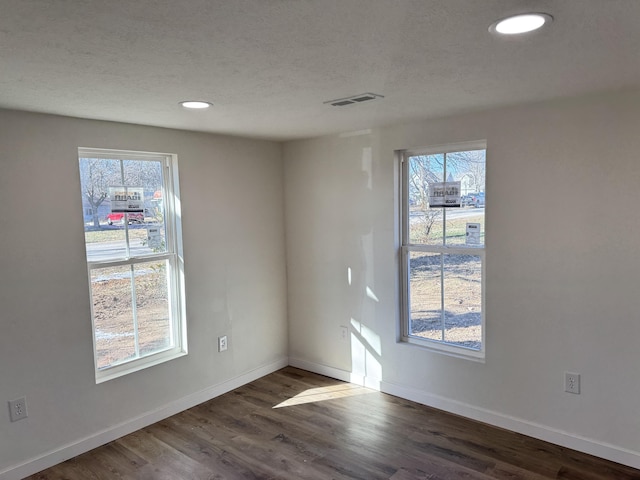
[27,367,640,479]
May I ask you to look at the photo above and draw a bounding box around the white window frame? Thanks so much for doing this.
[79,147,187,383]
[399,141,486,361]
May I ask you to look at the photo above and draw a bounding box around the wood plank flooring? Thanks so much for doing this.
[27,367,640,479]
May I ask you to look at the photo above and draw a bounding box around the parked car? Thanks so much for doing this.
[463,192,485,207]
[106,212,144,225]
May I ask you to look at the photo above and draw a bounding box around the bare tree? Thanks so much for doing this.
[79,157,164,228]
[419,208,442,239]
[408,155,443,206]
[123,160,163,191]
[78,158,120,228]
[447,150,486,193]
[408,155,444,241]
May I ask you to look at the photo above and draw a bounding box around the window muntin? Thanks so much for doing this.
[79,148,186,381]
[400,144,486,358]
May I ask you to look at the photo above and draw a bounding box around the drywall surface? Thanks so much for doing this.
[0,110,287,475]
[284,90,640,466]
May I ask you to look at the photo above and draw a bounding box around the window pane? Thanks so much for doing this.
[443,254,482,349]
[91,266,135,369]
[444,196,485,246]
[142,201,167,256]
[80,158,127,260]
[123,160,167,255]
[409,252,443,342]
[135,260,172,356]
[408,154,444,245]
[446,150,485,246]
[80,157,168,261]
[85,228,129,261]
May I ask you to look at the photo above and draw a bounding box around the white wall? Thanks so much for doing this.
[284,90,640,468]
[0,110,288,478]
[4,88,640,476]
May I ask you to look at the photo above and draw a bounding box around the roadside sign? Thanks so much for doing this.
[428,181,461,207]
[466,222,481,245]
[109,186,144,213]
[147,226,162,249]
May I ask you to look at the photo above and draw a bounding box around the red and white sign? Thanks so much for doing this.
[109,186,144,213]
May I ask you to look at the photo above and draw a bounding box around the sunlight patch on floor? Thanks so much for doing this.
[273,383,375,408]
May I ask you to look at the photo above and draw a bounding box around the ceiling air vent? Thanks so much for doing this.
[332,100,356,107]
[324,92,384,107]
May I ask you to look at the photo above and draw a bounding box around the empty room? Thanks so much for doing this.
[2,1,640,479]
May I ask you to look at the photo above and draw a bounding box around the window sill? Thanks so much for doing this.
[96,348,188,384]
[400,336,485,363]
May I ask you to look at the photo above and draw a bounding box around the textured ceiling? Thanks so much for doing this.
[1,0,639,141]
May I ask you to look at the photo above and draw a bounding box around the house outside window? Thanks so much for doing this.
[78,148,187,382]
[399,142,486,359]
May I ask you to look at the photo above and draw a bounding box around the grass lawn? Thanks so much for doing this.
[409,210,485,245]
[408,207,484,349]
[85,225,149,244]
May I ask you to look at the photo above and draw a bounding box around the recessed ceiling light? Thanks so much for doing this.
[180,101,212,109]
[489,13,553,35]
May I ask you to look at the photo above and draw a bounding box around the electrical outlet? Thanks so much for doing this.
[218,335,228,352]
[565,372,581,394]
[8,397,28,422]
[340,326,348,342]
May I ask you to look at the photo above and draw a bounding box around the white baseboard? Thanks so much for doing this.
[380,378,640,470]
[6,357,640,478]
[1,358,288,480]
[289,358,640,471]
[288,357,355,383]
[288,357,382,390]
